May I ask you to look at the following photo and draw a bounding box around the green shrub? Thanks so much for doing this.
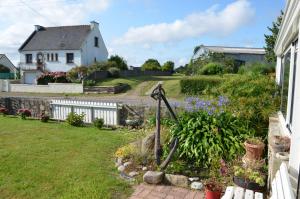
[66,112,85,127]
[169,109,253,168]
[93,118,104,129]
[199,62,224,75]
[84,80,96,86]
[108,67,120,78]
[209,74,279,137]
[67,66,88,81]
[40,112,50,123]
[88,61,118,74]
[238,62,275,75]
[180,76,223,95]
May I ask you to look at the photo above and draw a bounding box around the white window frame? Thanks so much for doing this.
[278,37,298,135]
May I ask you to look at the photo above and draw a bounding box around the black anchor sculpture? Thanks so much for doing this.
[151,83,179,170]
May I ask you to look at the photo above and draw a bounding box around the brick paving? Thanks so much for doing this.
[129,183,204,199]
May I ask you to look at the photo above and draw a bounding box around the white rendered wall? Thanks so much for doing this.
[20,50,81,72]
[81,25,108,66]
[9,83,83,93]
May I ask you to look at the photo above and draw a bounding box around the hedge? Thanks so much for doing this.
[180,76,223,95]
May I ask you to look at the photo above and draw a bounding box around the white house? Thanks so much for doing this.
[0,54,17,78]
[19,21,108,84]
[274,0,300,196]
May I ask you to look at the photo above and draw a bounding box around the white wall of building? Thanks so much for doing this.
[81,23,108,66]
[20,50,81,72]
[274,0,300,179]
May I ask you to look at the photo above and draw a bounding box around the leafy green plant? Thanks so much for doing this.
[93,118,104,129]
[66,112,85,127]
[67,66,88,81]
[40,112,50,123]
[199,62,224,75]
[17,109,32,120]
[84,80,96,86]
[168,109,254,168]
[108,67,121,78]
[233,166,266,187]
[180,76,223,95]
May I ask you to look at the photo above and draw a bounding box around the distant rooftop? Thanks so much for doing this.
[202,45,265,55]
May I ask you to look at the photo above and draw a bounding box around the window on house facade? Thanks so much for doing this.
[55,53,58,61]
[66,53,74,63]
[280,49,291,120]
[51,53,54,61]
[47,53,50,61]
[94,37,99,47]
[25,54,32,64]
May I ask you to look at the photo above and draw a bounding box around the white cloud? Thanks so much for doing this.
[114,0,255,45]
[0,0,111,64]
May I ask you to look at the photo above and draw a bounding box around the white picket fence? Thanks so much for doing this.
[50,99,120,125]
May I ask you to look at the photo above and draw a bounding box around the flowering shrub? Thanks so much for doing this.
[0,107,8,116]
[66,112,85,127]
[40,112,50,123]
[93,118,104,129]
[165,96,254,168]
[37,72,69,85]
[17,109,32,119]
[115,144,136,159]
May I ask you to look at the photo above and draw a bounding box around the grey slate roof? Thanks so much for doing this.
[204,46,265,55]
[19,25,91,51]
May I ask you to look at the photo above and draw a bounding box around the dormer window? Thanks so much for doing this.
[94,37,99,47]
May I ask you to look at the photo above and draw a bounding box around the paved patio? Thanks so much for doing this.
[129,183,204,199]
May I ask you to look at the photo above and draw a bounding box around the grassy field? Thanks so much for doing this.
[96,75,185,98]
[0,117,135,199]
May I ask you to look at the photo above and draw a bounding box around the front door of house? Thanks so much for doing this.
[36,52,44,70]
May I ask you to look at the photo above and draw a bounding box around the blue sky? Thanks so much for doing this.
[0,0,285,67]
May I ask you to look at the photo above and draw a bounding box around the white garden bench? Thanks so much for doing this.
[270,162,295,199]
[221,186,263,199]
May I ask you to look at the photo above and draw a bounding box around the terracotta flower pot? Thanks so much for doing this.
[244,140,265,160]
[205,184,222,199]
[270,135,290,153]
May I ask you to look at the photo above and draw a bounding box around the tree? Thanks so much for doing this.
[108,55,128,70]
[141,59,161,71]
[264,11,284,63]
[161,61,174,72]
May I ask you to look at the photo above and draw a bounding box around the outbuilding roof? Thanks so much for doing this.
[19,25,91,51]
[203,46,265,55]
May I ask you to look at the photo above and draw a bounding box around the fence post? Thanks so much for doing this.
[91,106,94,122]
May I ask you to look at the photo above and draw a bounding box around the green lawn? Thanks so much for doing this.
[96,75,185,98]
[0,117,135,199]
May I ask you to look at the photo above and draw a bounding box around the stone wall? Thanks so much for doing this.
[0,97,51,117]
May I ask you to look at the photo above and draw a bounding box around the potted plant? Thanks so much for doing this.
[244,137,265,160]
[204,158,226,199]
[205,178,223,199]
[233,165,266,192]
[270,135,291,153]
